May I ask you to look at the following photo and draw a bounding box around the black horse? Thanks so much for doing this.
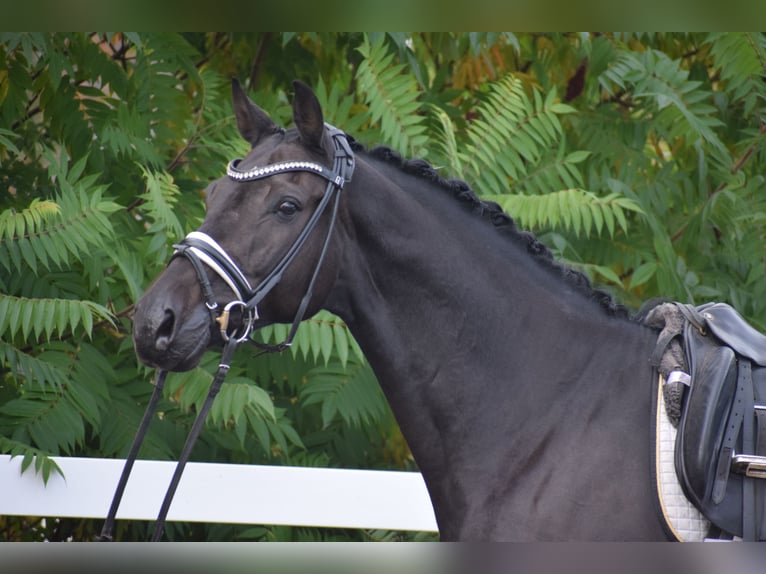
[133,80,673,541]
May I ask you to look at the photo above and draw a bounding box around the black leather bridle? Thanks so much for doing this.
[174,124,355,348]
[98,125,354,541]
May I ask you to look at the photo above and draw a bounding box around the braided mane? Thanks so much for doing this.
[353,141,629,319]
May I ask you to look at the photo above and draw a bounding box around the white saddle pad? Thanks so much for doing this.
[655,375,711,541]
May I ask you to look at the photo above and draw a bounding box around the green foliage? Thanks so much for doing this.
[257,310,365,367]
[137,166,184,258]
[600,48,726,156]
[2,32,766,542]
[705,32,766,117]
[0,295,112,343]
[302,358,387,429]
[356,35,429,155]
[488,189,643,238]
[460,75,578,195]
[0,437,62,484]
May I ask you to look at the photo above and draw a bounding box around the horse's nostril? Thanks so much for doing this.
[155,309,176,351]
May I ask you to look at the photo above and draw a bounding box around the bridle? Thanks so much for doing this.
[174,124,355,348]
[98,124,355,541]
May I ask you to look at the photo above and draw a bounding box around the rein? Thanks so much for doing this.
[98,125,354,541]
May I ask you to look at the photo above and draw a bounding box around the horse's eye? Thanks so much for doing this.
[276,199,300,219]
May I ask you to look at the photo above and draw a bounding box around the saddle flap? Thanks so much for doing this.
[676,331,738,508]
[702,303,766,366]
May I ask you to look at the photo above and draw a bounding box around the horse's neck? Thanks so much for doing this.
[325,162,657,535]
[328,165,507,377]
[328,161,650,396]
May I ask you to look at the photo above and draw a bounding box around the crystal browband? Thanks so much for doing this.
[226,159,326,182]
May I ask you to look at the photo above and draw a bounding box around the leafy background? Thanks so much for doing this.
[1,32,765,541]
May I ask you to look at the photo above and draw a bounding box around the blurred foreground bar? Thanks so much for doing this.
[0,454,437,532]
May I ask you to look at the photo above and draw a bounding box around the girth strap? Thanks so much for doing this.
[741,359,756,540]
[712,360,750,504]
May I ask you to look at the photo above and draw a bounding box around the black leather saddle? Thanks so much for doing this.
[656,302,766,540]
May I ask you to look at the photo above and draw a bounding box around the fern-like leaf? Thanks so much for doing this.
[163,353,294,455]
[0,127,21,162]
[512,148,590,196]
[0,293,113,342]
[601,49,727,155]
[706,32,766,116]
[301,358,386,429]
[356,35,428,156]
[462,75,575,195]
[429,104,463,176]
[208,375,276,429]
[0,199,61,274]
[314,75,367,136]
[256,310,364,367]
[0,198,60,241]
[488,189,643,237]
[0,437,63,484]
[138,165,184,257]
[0,340,69,389]
[0,152,120,276]
[0,343,110,453]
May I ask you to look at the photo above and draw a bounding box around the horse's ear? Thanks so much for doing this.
[231,78,276,147]
[292,80,325,151]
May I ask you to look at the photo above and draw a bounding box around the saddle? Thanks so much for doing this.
[648,302,766,540]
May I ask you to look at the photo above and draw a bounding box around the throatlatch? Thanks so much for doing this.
[98,125,354,541]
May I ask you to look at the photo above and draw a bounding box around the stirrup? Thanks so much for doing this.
[731,453,766,479]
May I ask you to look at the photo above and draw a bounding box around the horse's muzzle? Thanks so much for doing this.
[132,281,212,372]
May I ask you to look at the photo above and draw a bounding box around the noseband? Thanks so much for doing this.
[99,125,355,542]
[173,124,355,346]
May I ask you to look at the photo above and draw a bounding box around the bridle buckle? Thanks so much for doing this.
[215,300,256,342]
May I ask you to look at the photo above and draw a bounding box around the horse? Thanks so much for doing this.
[132,79,674,541]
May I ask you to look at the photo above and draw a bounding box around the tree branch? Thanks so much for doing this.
[248,33,273,90]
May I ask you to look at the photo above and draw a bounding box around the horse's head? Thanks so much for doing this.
[133,80,352,371]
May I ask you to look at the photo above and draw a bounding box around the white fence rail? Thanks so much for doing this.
[0,454,437,532]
